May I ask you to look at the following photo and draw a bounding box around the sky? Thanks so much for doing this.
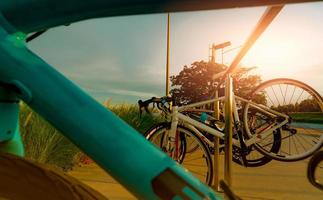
[28,2,323,104]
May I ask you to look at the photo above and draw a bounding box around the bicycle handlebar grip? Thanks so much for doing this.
[138,96,174,116]
[138,99,153,116]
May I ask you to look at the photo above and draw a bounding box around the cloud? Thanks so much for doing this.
[108,89,158,98]
[83,87,160,103]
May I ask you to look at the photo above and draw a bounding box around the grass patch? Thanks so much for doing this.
[108,103,163,134]
[290,112,323,124]
[19,103,162,170]
[20,104,80,171]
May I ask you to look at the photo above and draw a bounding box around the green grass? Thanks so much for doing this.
[20,104,80,171]
[19,103,162,171]
[290,112,323,124]
[109,103,163,134]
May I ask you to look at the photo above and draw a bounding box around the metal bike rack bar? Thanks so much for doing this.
[165,13,171,96]
[213,90,220,191]
[224,75,233,194]
[211,7,284,197]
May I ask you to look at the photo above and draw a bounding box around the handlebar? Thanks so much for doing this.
[138,96,173,116]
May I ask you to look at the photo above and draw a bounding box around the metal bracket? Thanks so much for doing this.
[0,84,19,142]
[0,83,24,156]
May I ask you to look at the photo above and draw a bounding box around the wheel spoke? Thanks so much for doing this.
[294,134,308,153]
[278,84,286,105]
[265,90,275,107]
[284,84,288,105]
[271,86,281,106]
[295,89,305,105]
[288,86,297,105]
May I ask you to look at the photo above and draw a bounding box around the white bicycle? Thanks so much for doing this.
[139,78,323,185]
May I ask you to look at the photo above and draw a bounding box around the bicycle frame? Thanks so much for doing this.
[167,95,290,150]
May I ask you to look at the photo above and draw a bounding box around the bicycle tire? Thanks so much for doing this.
[146,123,187,164]
[243,78,323,161]
[145,123,213,186]
[307,150,323,190]
[0,152,108,200]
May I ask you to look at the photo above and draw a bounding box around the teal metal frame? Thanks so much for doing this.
[0,83,24,156]
[0,25,221,199]
[0,0,317,199]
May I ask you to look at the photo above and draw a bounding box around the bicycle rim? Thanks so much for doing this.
[244,78,323,161]
[145,124,213,185]
[307,151,323,190]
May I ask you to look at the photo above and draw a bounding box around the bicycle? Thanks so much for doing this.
[139,77,323,185]
[307,150,323,190]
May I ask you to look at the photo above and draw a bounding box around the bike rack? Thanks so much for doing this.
[212,75,233,197]
[224,75,233,190]
[213,90,221,191]
[211,6,285,198]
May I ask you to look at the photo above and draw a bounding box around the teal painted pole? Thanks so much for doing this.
[0,26,221,199]
[0,85,24,156]
[0,123,24,156]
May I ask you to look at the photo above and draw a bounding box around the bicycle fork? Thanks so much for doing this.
[166,106,181,161]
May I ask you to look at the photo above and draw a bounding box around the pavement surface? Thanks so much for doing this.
[69,155,323,200]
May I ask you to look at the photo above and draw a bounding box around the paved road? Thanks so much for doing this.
[69,155,323,200]
[70,164,135,200]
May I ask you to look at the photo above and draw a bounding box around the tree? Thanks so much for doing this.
[274,98,321,112]
[170,61,262,104]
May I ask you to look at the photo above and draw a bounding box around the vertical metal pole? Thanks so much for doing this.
[224,74,233,190]
[221,48,224,64]
[212,90,220,191]
[165,13,170,96]
[211,44,216,64]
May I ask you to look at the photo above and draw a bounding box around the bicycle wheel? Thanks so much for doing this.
[145,123,213,185]
[307,150,323,190]
[243,78,323,161]
[0,152,107,200]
